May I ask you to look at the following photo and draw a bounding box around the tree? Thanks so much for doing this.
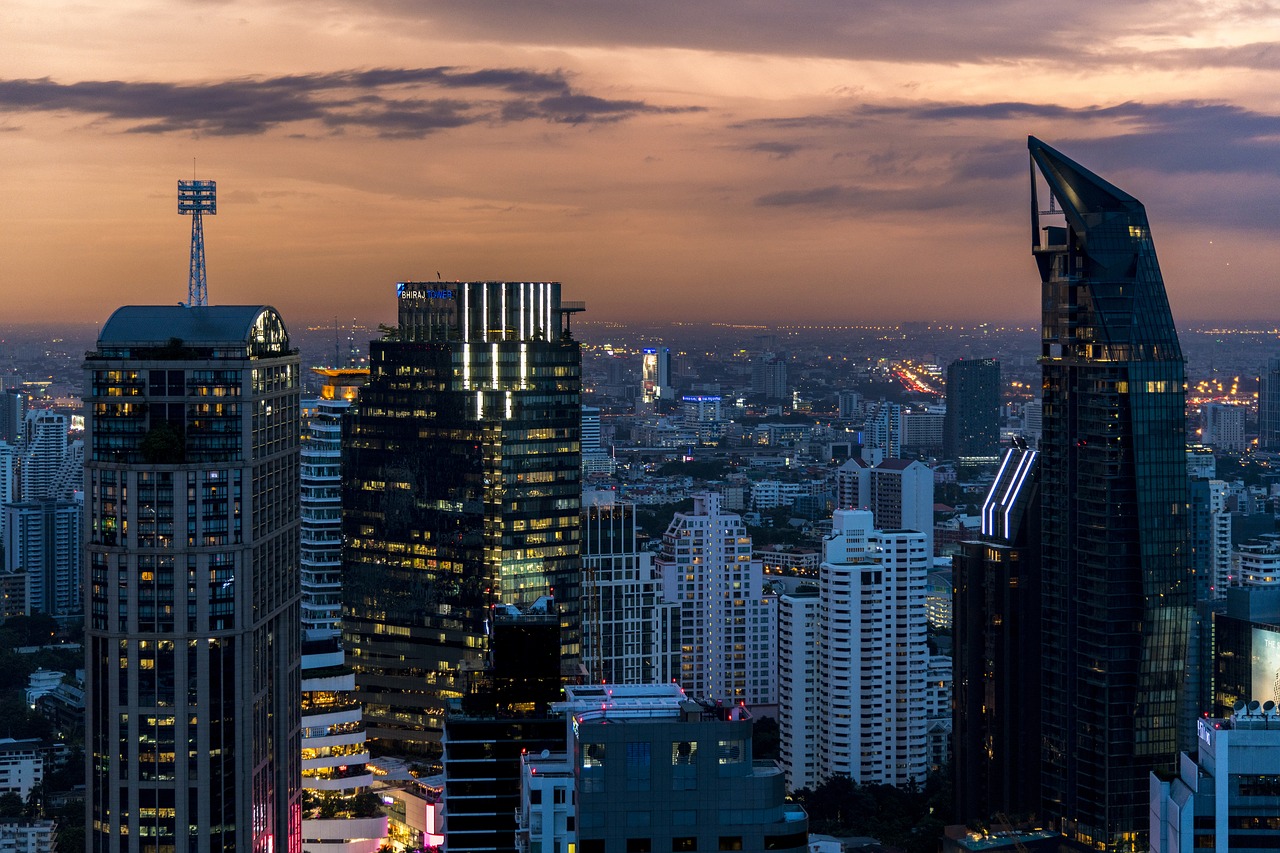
[752,714,780,760]
[0,793,23,817]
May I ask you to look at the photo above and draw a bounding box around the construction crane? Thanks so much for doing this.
[178,179,216,306]
[994,813,1030,853]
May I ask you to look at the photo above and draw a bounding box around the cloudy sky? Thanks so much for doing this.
[4,0,1280,327]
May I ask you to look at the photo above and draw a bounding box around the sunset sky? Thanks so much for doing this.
[4,1,1280,328]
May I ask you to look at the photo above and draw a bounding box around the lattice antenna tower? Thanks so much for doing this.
[178,179,216,307]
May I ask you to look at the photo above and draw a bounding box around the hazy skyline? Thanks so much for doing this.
[4,1,1280,327]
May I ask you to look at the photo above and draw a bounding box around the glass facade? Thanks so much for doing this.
[84,305,301,853]
[943,357,1001,461]
[343,282,581,754]
[1029,138,1192,852]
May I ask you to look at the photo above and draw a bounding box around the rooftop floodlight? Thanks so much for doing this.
[178,179,217,306]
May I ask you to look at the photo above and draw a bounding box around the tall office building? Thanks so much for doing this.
[640,347,672,404]
[1029,137,1192,851]
[518,684,808,853]
[580,491,679,685]
[84,305,302,853]
[343,282,582,753]
[1259,356,1280,451]
[0,392,26,445]
[943,358,1000,462]
[953,446,1042,823]
[655,493,776,706]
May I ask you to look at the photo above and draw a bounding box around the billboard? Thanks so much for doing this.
[1251,626,1280,705]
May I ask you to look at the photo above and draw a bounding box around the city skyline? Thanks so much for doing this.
[5,1,1280,326]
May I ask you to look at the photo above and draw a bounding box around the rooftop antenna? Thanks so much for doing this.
[178,175,217,306]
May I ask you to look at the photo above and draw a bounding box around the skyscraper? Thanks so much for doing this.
[953,446,1041,823]
[343,282,582,754]
[1259,356,1280,451]
[943,357,1000,462]
[21,409,68,501]
[816,511,928,787]
[1029,137,1192,851]
[84,305,302,853]
[300,368,367,638]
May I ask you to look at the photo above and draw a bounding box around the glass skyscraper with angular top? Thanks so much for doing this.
[1029,137,1192,852]
[342,282,581,755]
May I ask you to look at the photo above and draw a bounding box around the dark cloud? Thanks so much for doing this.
[740,96,1280,232]
[387,0,1114,62]
[0,66,698,137]
[744,141,802,159]
[367,0,1280,71]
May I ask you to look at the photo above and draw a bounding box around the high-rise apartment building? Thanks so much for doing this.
[21,409,68,502]
[343,282,582,753]
[580,491,679,685]
[655,493,776,706]
[943,358,1000,462]
[777,587,818,793]
[301,368,368,638]
[84,305,301,853]
[0,442,18,539]
[834,456,933,556]
[297,368,381,852]
[868,458,934,557]
[814,511,928,786]
[1030,137,1191,851]
[1188,478,1231,600]
[1200,403,1246,453]
[863,402,902,459]
[4,498,80,617]
[751,353,788,402]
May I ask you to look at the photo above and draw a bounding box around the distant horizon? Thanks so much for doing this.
[7,313,1280,335]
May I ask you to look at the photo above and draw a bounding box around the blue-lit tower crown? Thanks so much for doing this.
[178,179,216,307]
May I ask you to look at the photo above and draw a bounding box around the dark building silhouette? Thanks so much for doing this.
[84,305,302,853]
[343,282,582,755]
[954,445,1041,823]
[1029,137,1192,851]
[1260,356,1280,451]
[443,602,565,853]
[944,357,1000,462]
